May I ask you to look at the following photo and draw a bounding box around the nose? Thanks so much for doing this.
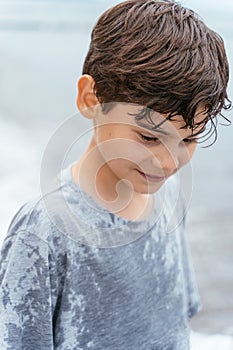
[152,147,179,177]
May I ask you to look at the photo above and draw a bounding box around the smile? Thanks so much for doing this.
[136,169,167,183]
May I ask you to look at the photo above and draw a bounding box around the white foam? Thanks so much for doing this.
[191,331,233,350]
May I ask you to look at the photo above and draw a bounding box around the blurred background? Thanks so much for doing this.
[0,0,232,347]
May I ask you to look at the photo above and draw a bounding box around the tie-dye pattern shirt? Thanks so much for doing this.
[0,163,201,350]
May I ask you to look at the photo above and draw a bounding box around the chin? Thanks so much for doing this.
[134,182,164,195]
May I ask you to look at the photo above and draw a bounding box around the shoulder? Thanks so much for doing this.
[3,161,110,252]
[4,165,80,248]
[6,196,54,243]
[0,189,83,290]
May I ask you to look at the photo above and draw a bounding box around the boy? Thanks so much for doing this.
[0,0,231,349]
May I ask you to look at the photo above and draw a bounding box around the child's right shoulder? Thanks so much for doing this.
[4,163,77,246]
[5,195,55,244]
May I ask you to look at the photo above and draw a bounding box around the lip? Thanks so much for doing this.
[136,169,166,183]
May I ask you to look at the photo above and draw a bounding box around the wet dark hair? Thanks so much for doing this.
[82,0,232,145]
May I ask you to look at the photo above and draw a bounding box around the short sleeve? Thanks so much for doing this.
[0,230,54,350]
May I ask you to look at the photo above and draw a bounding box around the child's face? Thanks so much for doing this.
[92,103,206,195]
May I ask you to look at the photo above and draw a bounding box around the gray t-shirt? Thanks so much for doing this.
[0,163,201,350]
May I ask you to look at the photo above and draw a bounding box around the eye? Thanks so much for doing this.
[139,133,159,143]
[182,138,198,144]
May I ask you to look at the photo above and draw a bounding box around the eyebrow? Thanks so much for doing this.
[135,120,171,136]
[135,120,208,140]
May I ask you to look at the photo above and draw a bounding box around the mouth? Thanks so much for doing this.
[136,169,167,183]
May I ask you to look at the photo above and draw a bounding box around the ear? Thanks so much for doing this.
[76,74,100,119]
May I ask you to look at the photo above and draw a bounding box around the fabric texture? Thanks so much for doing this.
[0,162,201,350]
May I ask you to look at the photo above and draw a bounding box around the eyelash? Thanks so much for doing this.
[182,138,198,144]
[139,134,159,143]
[139,134,198,144]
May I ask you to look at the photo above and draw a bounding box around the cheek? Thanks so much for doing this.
[188,143,198,158]
[179,143,197,166]
[97,138,150,165]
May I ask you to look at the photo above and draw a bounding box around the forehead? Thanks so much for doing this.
[105,102,207,135]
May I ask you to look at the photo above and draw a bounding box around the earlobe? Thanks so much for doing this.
[76,74,99,119]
